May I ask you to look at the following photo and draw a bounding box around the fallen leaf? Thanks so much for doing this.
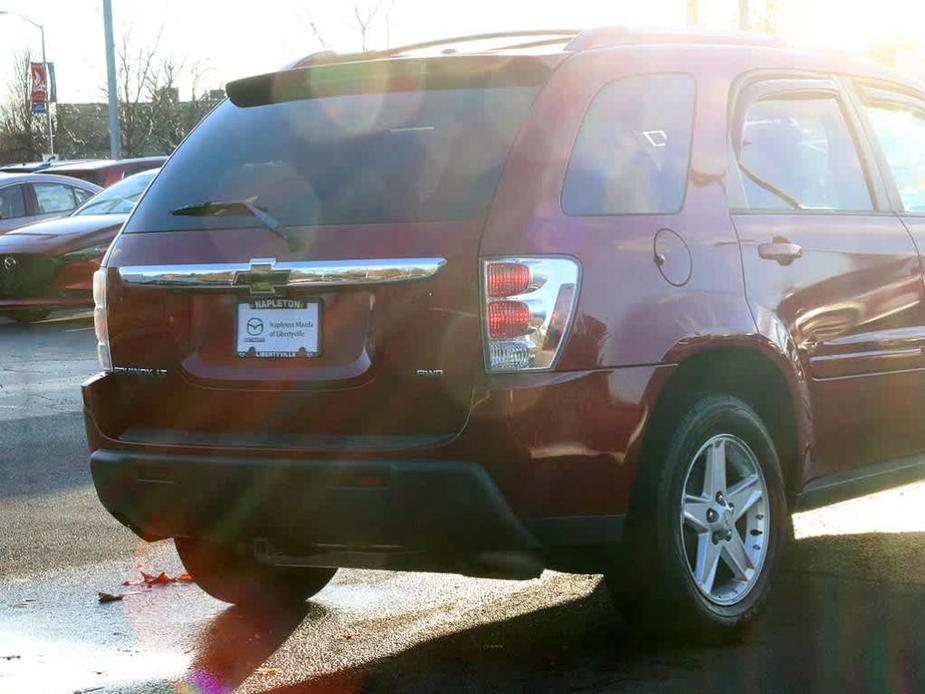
[127,570,193,588]
[98,592,124,603]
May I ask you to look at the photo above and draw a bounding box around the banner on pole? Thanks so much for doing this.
[48,63,56,103]
[30,62,47,112]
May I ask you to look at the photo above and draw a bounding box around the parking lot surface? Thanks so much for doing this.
[3,312,925,693]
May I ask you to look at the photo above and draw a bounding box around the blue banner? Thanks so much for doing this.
[48,62,56,103]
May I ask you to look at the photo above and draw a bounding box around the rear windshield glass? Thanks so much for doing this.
[125,86,539,231]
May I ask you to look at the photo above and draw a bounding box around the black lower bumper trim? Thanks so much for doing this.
[92,449,546,576]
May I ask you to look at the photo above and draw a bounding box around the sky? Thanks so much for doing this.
[0,0,924,104]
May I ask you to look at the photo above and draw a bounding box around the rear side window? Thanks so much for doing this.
[126,86,540,231]
[0,185,25,219]
[34,182,77,214]
[74,188,94,206]
[562,73,695,216]
[738,97,872,211]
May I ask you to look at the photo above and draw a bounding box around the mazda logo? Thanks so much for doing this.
[2,256,15,272]
[246,317,264,336]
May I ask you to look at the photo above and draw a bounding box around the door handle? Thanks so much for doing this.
[758,239,803,266]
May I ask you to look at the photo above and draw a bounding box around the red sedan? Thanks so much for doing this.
[0,169,157,323]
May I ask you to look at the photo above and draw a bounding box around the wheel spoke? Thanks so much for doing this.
[721,531,754,581]
[727,474,763,522]
[694,534,722,594]
[702,438,727,498]
[683,494,712,532]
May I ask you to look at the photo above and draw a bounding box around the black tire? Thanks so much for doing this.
[175,538,336,608]
[607,394,788,640]
[8,309,51,324]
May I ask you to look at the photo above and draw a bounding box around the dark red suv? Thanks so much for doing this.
[83,27,925,635]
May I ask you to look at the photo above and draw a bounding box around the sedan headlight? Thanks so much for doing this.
[61,245,108,265]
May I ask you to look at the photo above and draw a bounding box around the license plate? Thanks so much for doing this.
[236,298,321,358]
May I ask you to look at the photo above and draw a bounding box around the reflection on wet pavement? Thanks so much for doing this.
[2,482,925,693]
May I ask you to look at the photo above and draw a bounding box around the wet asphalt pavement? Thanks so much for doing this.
[3,313,925,693]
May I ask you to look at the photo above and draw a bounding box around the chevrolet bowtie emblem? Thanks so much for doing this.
[233,258,291,295]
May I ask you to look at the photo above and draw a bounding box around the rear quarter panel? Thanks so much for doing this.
[482,46,755,370]
[477,47,830,511]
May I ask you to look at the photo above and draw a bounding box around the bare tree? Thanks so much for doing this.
[687,0,700,27]
[115,29,164,156]
[0,49,48,163]
[302,1,397,53]
[109,28,214,157]
[751,0,779,36]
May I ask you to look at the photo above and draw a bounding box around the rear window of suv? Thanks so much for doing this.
[562,73,696,216]
[125,83,540,231]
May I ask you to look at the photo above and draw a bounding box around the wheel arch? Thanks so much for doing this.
[640,338,813,504]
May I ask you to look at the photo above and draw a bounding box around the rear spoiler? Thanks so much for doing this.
[226,55,556,108]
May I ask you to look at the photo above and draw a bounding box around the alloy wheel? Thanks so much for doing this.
[679,434,770,606]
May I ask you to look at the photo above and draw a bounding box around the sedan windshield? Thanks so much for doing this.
[74,169,158,216]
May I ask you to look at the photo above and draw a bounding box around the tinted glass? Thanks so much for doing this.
[34,183,77,214]
[863,101,925,212]
[126,87,539,232]
[562,73,695,215]
[75,171,156,216]
[74,188,94,206]
[739,97,872,211]
[0,185,25,219]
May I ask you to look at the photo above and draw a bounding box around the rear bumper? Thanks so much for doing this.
[90,447,624,577]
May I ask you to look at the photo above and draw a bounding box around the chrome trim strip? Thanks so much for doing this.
[118,258,447,290]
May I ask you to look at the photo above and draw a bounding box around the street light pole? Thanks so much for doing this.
[38,21,53,156]
[0,10,54,157]
[103,0,121,159]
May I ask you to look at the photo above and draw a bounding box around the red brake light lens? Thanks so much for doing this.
[481,257,580,372]
[487,262,531,297]
[488,301,531,338]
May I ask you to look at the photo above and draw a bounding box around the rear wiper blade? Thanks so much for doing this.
[170,199,303,250]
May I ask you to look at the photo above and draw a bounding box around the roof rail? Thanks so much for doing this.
[291,30,581,68]
[372,30,581,57]
[287,26,779,71]
[565,26,779,52]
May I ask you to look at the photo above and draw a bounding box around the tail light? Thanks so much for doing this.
[93,269,112,372]
[481,257,580,372]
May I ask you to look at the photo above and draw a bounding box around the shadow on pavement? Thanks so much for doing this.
[179,601,332,692]
[177,531,925,693]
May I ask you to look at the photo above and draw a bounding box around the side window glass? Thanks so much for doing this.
[73,188,94,206]
[738,96,872,211]
[0,185,26,219]
[562,73,696,215]
[34,183,78,214]
[863,100,925,212]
